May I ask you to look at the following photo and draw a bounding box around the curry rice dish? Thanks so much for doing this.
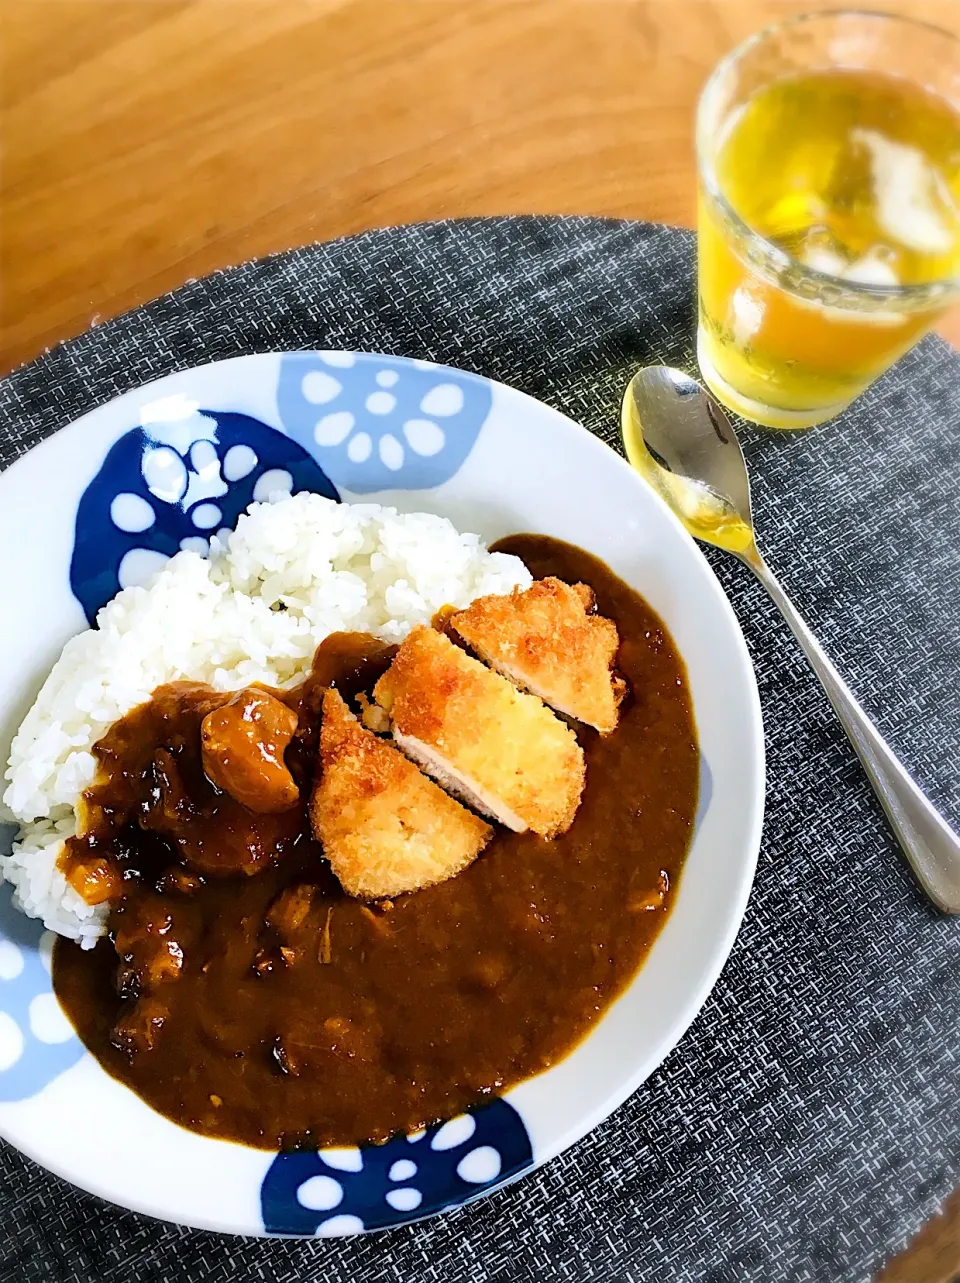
[44,532,698,1150]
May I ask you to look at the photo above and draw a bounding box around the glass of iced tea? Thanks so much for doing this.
[697,11,960,429]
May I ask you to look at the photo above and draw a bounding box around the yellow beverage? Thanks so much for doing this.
[697,15,960,429]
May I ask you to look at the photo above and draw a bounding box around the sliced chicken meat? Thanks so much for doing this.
[311,687,492,899]
[449,577,625,734]
[373,625,585,837]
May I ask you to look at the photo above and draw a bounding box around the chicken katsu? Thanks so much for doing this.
[449,576,626,734]
[373,624,585,837]
[311,687,492,899]
[52,534,699,1151]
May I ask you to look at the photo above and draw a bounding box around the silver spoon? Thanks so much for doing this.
[622,364,960,913]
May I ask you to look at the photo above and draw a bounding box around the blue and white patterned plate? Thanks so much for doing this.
[0,353,764,1236]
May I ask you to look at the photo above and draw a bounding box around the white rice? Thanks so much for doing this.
[1,494,531,946]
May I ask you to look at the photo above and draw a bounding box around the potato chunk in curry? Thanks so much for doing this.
[200,688,299,813]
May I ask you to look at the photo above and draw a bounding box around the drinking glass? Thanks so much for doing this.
[696,11,960,429]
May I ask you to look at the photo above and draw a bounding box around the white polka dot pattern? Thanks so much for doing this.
[420,383,464,416]
[222,444,258,481]
[110,493,155,533]
[296,1175,343,1211]
[301,372,343,404]
[346,431,372,463]
[365,391,396,415]
[0,1011,23,1071]
[27,993,74,1045]
[314,412,355,446]
[378,434,404,471]
[252,470,293,502]
[117,547,169,590]
[190,502,221,529]
[0,941,24,982]
[456,1146,502,1184]
[431,1114,476,1151]
[402,419,445,457]
[385,1188,421,1212]
[319,1147,363,1173]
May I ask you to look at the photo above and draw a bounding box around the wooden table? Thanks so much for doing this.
[1,1,958,1276]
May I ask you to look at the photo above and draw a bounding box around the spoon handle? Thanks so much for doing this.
[741,545,960,913]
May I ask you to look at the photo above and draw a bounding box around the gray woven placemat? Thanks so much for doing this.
[0,216,958,1283]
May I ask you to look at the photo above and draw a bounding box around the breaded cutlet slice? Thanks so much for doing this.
[449,578,626,734]
[373,625,585,837]
[311,688,492,899]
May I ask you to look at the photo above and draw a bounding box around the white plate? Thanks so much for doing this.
[0,352,764,1235]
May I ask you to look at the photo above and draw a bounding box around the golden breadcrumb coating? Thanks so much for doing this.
[373,625,585,837]
[450,577,626,734]
[311,688,491,899]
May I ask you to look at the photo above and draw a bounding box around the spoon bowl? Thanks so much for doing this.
[621,367,754,554]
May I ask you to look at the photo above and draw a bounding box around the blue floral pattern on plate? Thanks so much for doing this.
[260,1098,533,1234]
[70,408,339,624]
[276,353,493,494]
[0,863,85,1102]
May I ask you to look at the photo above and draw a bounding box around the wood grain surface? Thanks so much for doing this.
[4,0,960,372]
[1,3,958,1278]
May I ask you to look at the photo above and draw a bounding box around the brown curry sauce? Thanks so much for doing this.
[52,535,698,1150]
